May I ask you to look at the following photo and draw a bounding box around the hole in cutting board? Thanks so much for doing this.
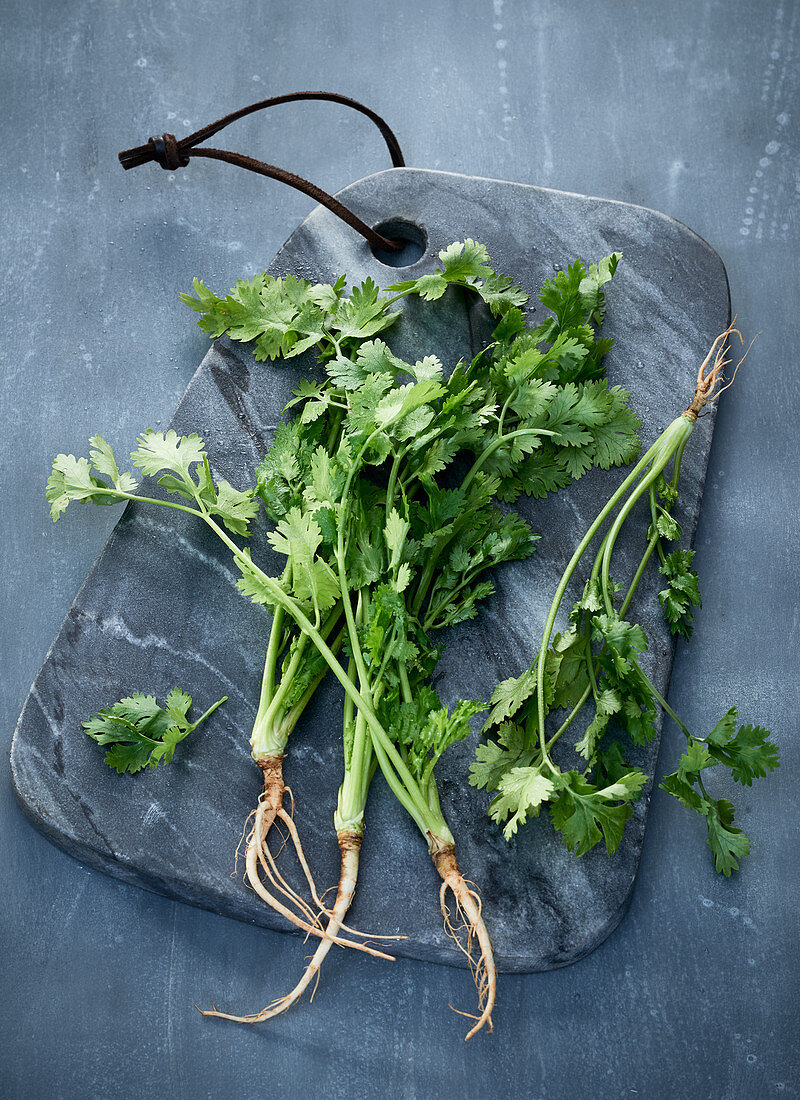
[370,218,427,267]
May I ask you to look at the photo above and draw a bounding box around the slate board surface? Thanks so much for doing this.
[11,168,729,972]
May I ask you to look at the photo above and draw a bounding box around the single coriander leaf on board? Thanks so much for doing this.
[82,690,227,774]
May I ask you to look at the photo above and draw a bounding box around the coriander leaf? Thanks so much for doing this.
[704,801,750,876]
[331,277,398,342]
[46,454,115,519]
[88,436,139,494]
[484,667,539,730]
[469,722,536,793]
[131,429,205,484]
[393,696,485,781]
[210,479,260,536]
[407,272,447,301]
[660,770,705,814]
[705,720,780,786]
[82,690,226,774]
[659,549,701,638]
[267,508,340,614]
[677,738,715,781]
[549,769,646,856]
[574,688,621,760]
[489,766,556,839]
[438,239,492,281]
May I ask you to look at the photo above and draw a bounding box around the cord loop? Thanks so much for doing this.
[120,93,405,252]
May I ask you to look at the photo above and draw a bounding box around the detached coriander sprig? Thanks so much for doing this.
[472,324,779,874]
[83,689,226,774]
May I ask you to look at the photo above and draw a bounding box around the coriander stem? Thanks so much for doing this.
[635,664,693,740]
[262,603,285,708]
[599,419,693,614]
[83,487,204,518]
[191,695,228,729]
[619,529,661,619]
[620,438,686,618]
[533,435,670,759]
[461,428,561,493]
[274,626,345,743]
[547,684,592,748]
[200,511,440,834]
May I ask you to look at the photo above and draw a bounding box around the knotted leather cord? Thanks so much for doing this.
[119,92,405,252]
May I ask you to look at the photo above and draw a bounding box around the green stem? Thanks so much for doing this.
[386,447,406,512]
[547,432,691,757]
[201,512,438,833]
[274,626,345,743]
[83,487,203,518]
[533,423,691,762]
[461,427,561,493]
[599,467,664,615]
[546,684,592,749]
[191,696,227,729]
[649,489,669,568]
[262,604,285,708]
[601,425,691,615]
[637,665,692,740]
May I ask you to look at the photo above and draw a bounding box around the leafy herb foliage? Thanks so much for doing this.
[472,393,778,873]
[83,690,226,774]
[53,240,637,840]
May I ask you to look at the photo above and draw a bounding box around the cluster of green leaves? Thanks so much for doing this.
[56,240,642,851]
[471,408,778,874]
[661,708,779,874]
[47,430,260,537]
[181,272,399,363]
[83,689,226,774]
[658,549,701,639]
[201,239,639,827]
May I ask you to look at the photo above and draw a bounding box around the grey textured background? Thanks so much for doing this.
[1,1,797,1098]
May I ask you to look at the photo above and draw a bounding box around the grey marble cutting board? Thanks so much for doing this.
[11,168,729,972]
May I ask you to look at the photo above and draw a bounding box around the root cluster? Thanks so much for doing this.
[430,835,496,1041]
[686,320,754,419]
[201,758,398,1024]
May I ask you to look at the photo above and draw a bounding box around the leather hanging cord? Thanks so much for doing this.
[118,92,406,252]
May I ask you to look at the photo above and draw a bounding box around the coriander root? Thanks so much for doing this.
[200,830,397,1025]
[238,755,391,957]
[217,830,366,1023]
[430,835,496,1041]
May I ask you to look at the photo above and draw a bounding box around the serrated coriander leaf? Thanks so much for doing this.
[88,436,139,494]
[82,690,226,774]
[659,549,701,638]
[484,666,539,730]
[46,454,111,519]
[489,767,556,839]
[704,802,750,876]
[469,722,536,793]
[409,273,448,301]
[549,769,646,856]
[210,480,260,536]
[131,429,206,483]
[267,508,340,614]
[705,720,780,786]
[660,770,705,814]
[235,549,279,607]
[438,239,492,280]
[165,687,193,726]
[677,738,715,780]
